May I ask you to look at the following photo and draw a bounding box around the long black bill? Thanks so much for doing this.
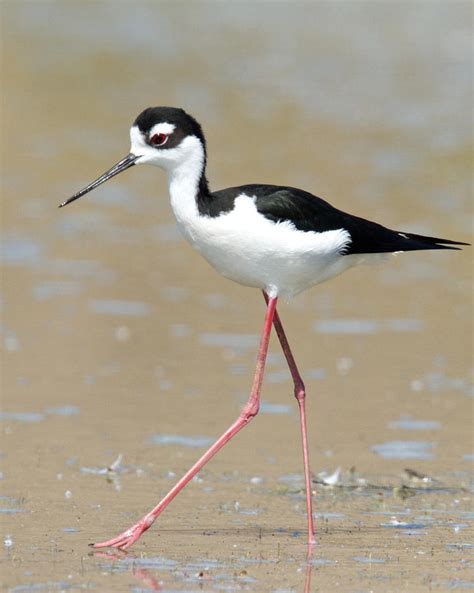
[59,153,139,208]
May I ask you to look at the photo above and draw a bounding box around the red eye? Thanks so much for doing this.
[150,133,168,146]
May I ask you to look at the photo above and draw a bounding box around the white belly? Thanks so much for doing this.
[171,192,361,299]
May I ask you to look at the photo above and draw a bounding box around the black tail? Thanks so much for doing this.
[344,213,470,254]
[399,232,469,251]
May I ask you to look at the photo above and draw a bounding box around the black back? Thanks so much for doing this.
[132,108,467,255]
[204,184,467,254]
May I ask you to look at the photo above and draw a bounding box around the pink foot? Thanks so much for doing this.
[91,515,153,550]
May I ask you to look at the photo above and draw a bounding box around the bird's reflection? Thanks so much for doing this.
[304,544,315,593]
[92,540,316,592]
[93,550,162,591]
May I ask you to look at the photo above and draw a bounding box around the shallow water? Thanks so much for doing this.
[1,2,472,592]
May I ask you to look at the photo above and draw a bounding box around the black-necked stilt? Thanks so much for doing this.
[60,107,467,550]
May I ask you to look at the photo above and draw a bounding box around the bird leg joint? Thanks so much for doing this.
[294,382,306,403]
[239,400,259,424]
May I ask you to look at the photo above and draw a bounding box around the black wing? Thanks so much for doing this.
[210,184,468,254]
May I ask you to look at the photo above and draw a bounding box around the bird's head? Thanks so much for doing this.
[59,106,206,208]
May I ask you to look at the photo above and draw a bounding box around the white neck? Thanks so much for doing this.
[167,136,206,222]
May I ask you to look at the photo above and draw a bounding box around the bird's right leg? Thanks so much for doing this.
[91,295,278,550]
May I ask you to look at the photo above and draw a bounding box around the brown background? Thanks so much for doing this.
[1,1,472,591]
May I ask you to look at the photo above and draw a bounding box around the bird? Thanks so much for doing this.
[60,106,467,550]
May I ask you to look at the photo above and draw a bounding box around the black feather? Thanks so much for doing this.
[200,184,468,254]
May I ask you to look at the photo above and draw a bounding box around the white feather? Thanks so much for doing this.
[131,130,366,299]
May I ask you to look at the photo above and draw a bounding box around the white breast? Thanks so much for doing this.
[170,181,357,299]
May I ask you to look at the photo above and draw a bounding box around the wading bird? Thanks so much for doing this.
[60,107,466,549]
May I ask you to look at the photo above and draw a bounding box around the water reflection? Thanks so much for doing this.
[88,298,152,317]
[92,538,317,593]
[199,332,259,351]
[1,236,42,267]
[313,318,423,335]
[149,434,214,448]
[371,440,434,460]
[389,416,441,431]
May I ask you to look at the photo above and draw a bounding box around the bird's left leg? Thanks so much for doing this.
[262,291,315,545]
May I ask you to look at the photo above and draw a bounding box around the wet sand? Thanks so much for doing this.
[1,2,472,592]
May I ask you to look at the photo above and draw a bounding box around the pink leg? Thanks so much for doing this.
[263,291,315,545]
[92,296,278,550]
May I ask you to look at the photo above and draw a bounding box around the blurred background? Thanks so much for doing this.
[1,1,472,591]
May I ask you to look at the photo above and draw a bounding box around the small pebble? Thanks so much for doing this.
[115,325,130,342]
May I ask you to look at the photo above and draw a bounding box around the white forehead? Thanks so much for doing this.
[129,122,176,154]
[129,122,204,170]
[129,122,176,145]
[149,122,176,136]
